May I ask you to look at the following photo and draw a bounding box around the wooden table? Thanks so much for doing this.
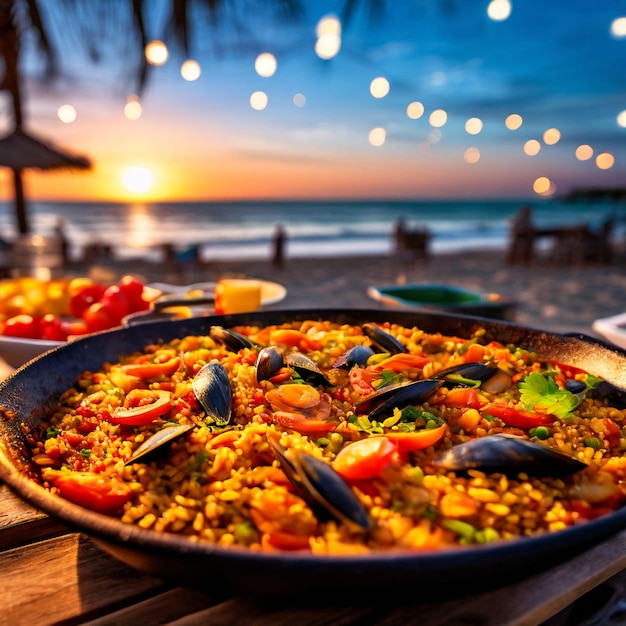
[1,363,626,625]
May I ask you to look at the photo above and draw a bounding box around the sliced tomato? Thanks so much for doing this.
[333,436,398,480]
[483,403,554,429]
[109,389,172,426]
[384,424,447,452]
[44,469,132,515]
[121,356,181,379]
[439,387,485,410]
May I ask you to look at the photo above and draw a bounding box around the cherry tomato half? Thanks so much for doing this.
[333,436,398,480]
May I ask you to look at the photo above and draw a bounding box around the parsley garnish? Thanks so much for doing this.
[518,372,581,419]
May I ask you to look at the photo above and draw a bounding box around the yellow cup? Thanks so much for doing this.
[214,278,262,314]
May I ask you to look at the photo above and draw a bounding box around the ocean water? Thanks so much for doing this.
[0,198,619,262]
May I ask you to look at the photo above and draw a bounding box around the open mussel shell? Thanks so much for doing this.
[332,345,375,369]
[209,325,256,352]
[269,438,372,531]
[355,378,444,420]
[126,423,195,464]
[283,352,331,387]
[192,361,232,426]
[436,362,497,385]
[362,323,407,354]
[256,346,285,383]
[432,434,587,477]
[588,380,626,409]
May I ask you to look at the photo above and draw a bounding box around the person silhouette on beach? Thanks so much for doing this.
[272,224,286,269]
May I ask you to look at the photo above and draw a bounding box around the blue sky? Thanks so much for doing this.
[3,0,626,201]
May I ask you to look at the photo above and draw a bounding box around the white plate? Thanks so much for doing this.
[0,335,64,370]
[592,312,626,350]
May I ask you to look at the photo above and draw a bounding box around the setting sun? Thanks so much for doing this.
[122,167,153,194]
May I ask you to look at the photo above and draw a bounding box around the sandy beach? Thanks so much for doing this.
[75,245,626,338]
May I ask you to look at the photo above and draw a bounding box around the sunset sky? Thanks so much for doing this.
[1,0,625,203]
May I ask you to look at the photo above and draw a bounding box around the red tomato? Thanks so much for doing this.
[83,302,116,333]
[384,424,447,452]
[483,403,554,429]
[44,470,132,515]
[69,283,106,318]
[333,436,398,480]
[439,387,485,410]
[3,314,41,338]
[118,275,149,312]
[99,285,130,325]
[40,314,68,341]
[109,389,172,426]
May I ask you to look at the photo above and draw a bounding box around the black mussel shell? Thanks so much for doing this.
[355,379,444,420]
[256,346,285,383]
[126,423,195,464]
[332,345,375,369]
[192,361,232,426]
[436,362,497,385]
[209,326,256,351]
[362,323,407,354]
[283,352,331,387]
[432,434,587,477]
[269,438,372,530]
[588,381,626,409]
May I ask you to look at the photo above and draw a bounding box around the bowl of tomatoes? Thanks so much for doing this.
[0,274,154,369]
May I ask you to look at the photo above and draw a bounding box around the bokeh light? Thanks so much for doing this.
[145,40,168,66]
[524,139,541,156]
[533,176,556,196]
[368,127,386,147]
[465,118,483,135]
[487,0,512,21]
[255,53,277,78]
[464,147,481,164]
[369,77,390,98]
[250,91,268,111]
[181,59,201,81]
[596,152,615,169]
[610,17,626,38]
[406,102,425,120]
[57,104,77,123]
[315,15,342,60]
[617,110,626,127]
[293,93,306,107]
[543,128,561,145]
[429,109,448,127]
[124,95,142,120]
[505,114,523,130]
[575,144,593,160]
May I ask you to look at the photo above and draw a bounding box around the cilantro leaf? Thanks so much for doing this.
[518,372,581,419]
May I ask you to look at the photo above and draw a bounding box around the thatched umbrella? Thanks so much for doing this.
[0,128,91,234]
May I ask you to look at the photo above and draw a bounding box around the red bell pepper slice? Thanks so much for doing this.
[384,424,447,452]
[483,403,554,429]
[121,356,181,379]
[109,389,172,426]
[44,469,132,515]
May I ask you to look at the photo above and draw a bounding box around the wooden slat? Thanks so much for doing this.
[1,533,166,625]
[0,483,68,550]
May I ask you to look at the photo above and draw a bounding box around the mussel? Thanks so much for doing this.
[362,323,407,354]
[355,378,444,420]
[209,326,256,352]
[283,352,331,387]
[436,362,512,393]
[256,346,285,383]
[269,437,372,530]
[432,434,587,477]
[192,361,232,426]
[332,345,375,369]
[126,423,195,464]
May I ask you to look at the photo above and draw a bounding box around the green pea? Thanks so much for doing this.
[584,437,601,450]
